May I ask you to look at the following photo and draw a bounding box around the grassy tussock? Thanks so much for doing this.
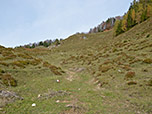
[0,74,17,87]
[17,53,33,59]
[0,62,9,66]
[143,58,152,64]
[98,65,112,73]
[43,62,65,75]
[125,71,135,79]
[147,79,152,86]
[11,59,42,68]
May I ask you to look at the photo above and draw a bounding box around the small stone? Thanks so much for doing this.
[56,100,60,103]
[118,70,122,73]
[56,80,60,83]
[37,94,41,98]
[66,104,73,108]
[32,103,36,107]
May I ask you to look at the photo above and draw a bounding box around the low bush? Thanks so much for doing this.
[1,74,17,87]
[125,71,135,79]
[17,53,33,59]
[11,61,25,68]
[143,58,152,64]
[43,62,64,75]
[30,59,42,66]
[98,65,111,73]
[43,62,50,67]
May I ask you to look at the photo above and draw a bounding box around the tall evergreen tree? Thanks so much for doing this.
[116,20,123,36]
[127,10,133,28]
[113,20,120,36]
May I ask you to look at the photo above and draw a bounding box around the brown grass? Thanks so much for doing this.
[43,62,65,75]
[98,65,112,73]
[125,71,135,79]
[143,58,152,64]
[1,74,17,87]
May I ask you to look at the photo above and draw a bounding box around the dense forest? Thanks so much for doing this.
[114,0,152,36]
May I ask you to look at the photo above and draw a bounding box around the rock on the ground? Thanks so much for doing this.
[0,90,23,107]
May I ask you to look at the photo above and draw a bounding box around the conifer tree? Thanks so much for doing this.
[116,20,123,36]
[113,20,120,36]
[113,0,152,36]
[127,10,133,28]
[141,9,147,21]
[122,14,128,31]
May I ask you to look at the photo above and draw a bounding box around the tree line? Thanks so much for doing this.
[114,0,152,36]
[16,39,62,49]
[89,16,122,34]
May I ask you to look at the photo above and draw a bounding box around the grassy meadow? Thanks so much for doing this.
[0,18,152,114]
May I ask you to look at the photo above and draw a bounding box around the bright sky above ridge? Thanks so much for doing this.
[0,0,132,47]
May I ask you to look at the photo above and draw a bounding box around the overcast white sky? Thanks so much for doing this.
[0,0,132,47]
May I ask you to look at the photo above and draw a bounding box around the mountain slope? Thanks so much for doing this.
[0,17,152,114]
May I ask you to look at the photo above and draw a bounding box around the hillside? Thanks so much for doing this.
[0,16,152,114]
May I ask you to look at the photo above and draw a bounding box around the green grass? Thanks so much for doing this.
[0,18,152,114]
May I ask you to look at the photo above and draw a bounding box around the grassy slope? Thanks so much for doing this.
[0,18,152,114]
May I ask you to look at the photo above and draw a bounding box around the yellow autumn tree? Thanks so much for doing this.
[136,3,144,23]
[121,14,128,31]
[147,4,152,18]
[131,9,136,22]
